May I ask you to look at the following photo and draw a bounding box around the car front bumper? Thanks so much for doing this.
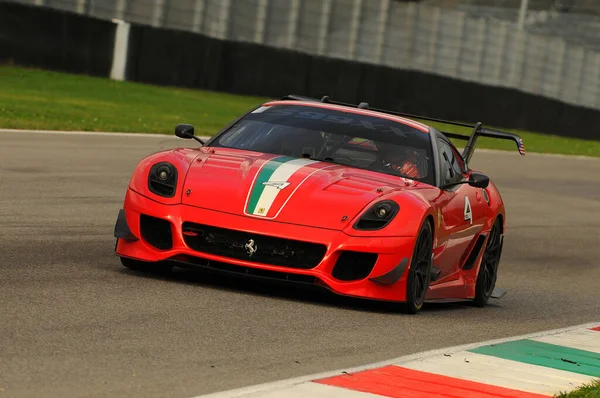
[115,188,418,302]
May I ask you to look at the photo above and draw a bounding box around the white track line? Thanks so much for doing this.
[0,129,598,160]
[234,383,384,398]
[0,128,211,141]
[195,322,600,398]
[0,128,167,138]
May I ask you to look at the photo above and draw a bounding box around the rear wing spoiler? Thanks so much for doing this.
[280,95,526,164]
[442,122,526,164]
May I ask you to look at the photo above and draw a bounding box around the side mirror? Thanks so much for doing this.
[468,172,489,188]
[175,124,195,139]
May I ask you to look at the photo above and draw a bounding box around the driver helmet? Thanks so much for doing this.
[380,145,421,179]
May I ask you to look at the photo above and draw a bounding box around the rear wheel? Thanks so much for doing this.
[404,221,433,314]
[473,218,503,307]
[120,257,173,275]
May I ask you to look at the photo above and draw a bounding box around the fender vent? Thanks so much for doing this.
[462,234,486,270]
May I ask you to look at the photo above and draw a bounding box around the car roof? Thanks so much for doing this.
[263,100,431,133]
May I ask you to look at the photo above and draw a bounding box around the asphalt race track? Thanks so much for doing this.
[1,130,599,398]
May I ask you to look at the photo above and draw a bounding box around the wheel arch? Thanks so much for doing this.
[424,214,435,240]
[496,213,505,234]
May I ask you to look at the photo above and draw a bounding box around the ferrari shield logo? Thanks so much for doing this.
[244,239,258,257]
[257,207,266,214]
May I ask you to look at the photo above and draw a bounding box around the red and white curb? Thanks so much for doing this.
[197,322,600,398]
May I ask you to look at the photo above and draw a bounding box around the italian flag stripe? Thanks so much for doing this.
[247,156,318,216]
[247,156,293,215]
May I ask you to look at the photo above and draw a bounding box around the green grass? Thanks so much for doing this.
[556,380,600,398]
[1,65,599,157]
[0,65,269,136]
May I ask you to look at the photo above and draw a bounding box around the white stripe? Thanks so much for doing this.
[220,382,384,398]
[252,158,318,216]
[399,351,597,396]
[532,329,600,354]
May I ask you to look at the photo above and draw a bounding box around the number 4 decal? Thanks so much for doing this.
[464,196,473,225]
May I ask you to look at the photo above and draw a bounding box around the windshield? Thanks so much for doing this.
[209,104,435,185]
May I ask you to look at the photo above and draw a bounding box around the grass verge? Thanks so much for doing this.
[1,65,599,157]
[0,65,269,136]
[556,379,600,397]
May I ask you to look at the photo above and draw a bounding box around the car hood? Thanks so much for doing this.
[181,148,419,230]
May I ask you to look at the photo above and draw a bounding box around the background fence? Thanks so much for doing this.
[7,0,600,112]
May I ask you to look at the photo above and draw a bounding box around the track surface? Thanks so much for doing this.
[1,131,599,398]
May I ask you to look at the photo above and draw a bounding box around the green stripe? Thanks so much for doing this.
[469,339,600,377]
[247,156,294,214]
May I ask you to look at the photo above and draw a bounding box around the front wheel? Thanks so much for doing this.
[473,218,503,307]
[403,221,433,314]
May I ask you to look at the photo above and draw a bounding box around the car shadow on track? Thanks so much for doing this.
[116,263,499,315]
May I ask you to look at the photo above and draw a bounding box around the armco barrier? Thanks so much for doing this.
[217,40,311,97]
[125,24,224,90]
[0,2,114,77]
[358,63,600,141]
[1,1,599,140]
[305,57,365,106]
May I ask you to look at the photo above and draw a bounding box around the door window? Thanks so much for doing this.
[437,139,464,186]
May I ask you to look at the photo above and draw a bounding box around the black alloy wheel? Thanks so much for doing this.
[473,218,503,307]
[404,222,433,314]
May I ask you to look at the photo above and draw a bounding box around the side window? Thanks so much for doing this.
[437,139,464,185]
[449,143,466,174]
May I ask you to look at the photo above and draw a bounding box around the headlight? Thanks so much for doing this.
[148,162,178,198]
[156,165,171,181]
[375,202,393,218]
[353,200,399,231]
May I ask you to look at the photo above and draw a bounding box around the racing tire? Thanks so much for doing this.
[403,221,433,314]
[473,218,503,307]
[120,257,173,275]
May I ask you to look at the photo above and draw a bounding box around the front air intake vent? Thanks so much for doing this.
[140,214,173,250]
[332,251,378,281]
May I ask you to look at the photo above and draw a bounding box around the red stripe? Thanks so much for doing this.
[590,326,600,331]
[315,365,550,398]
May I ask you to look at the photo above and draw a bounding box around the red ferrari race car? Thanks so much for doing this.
[114,95,525,313]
